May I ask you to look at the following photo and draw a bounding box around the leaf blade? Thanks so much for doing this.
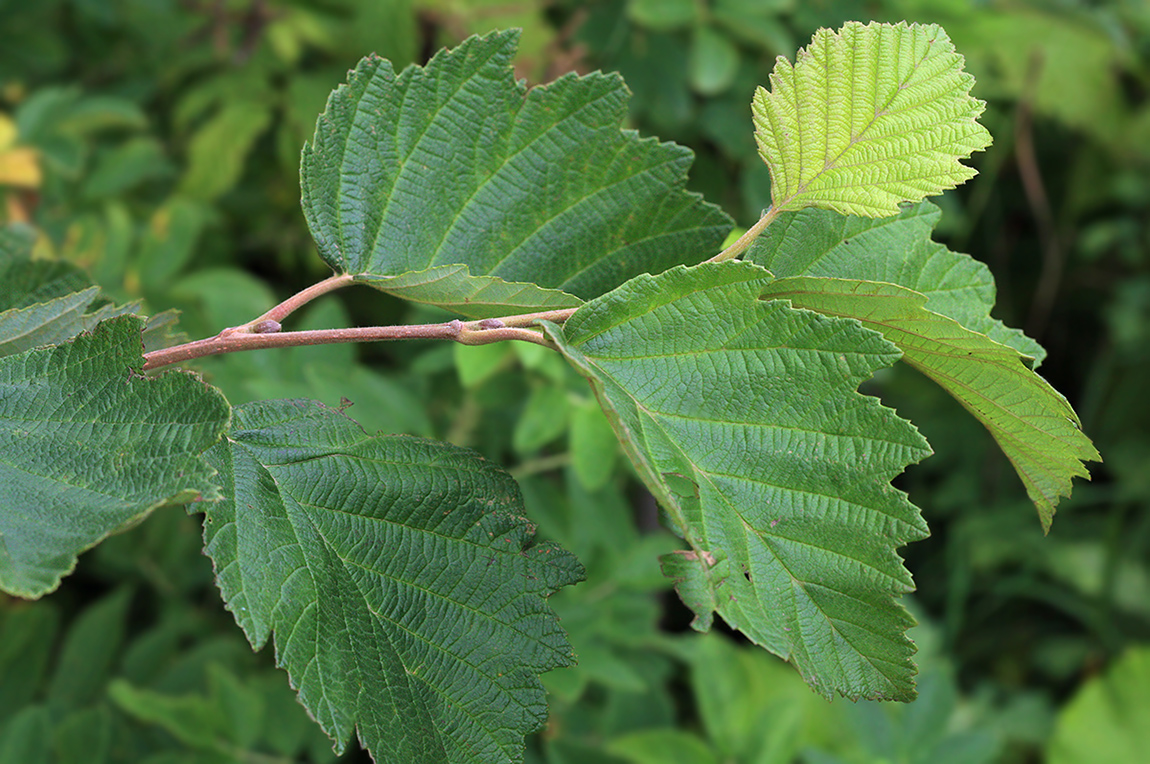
[202,399,583,763]
[759,276,1100,529]
[747,202,1045,363]
[0,315,230,598]
[544,262,932,700]
[754,22,992,216]
[300,31,731,314]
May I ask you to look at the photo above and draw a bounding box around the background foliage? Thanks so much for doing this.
[1,0,1147,762]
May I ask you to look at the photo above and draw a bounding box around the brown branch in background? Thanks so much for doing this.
[1016,49,1063,340]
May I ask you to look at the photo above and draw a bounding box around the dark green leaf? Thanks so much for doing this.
[747,202,1045,363]
[544,262,931,700]
[757,277,1099,529]
[201,399,584,763]
[0,602,59,720]
[0,315,230,598]
[47,587,132,709]
[300,30,730,315]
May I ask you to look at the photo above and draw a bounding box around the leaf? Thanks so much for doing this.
[180,102,272,201]
[201,398,584,763]
[47,587,132,709]
[359,265,581,320]
[1047,645,1150,764]
[300,30,730,315]
[0,315,230,598]
[0,226,88,309]
[758,276,1100,530]
[0,227,143,358]
[753,22,992,216]
[543,262,932,700]
[747,202,1045,363]
[607,729,720,764]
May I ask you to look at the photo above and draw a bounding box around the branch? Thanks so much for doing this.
[142,298,579,371]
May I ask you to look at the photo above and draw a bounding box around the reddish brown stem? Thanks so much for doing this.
[142,293,579,371]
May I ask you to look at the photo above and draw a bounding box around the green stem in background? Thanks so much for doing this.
[142,283,579,371]
[707,206,780,263]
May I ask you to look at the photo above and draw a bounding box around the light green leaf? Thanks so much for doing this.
[1048,645,1150,764]
[301,30,730,315]
[689,26,739,96]
[608,729,720,764]
[201,399,583,763]
[544,262,931,700]
[753,22,992,216]
[180,102,272,201]
[758,276,1099,530]
[359,265,581,320]
[568,400,618,491]
[0,315,230,598]
[747,202,1045,363]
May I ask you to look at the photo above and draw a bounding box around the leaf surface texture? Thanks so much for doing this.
[544,262,931,700]
[0,315,229,597]
[301,30,730,316]
[759,277,1100,529]
[753,22,991,216]
[748,202,1045,363]
[202,399,583,763]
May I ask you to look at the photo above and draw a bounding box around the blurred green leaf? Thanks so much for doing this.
[1048,646,1150,764]
[514,385,571,454]
[0,705,50,764]
[0,602,59,721]
[47,587,132,709]
[689,26,739,96]
[569,399,618,491]
[627,0,700,31]
[179,102,271,202]
[608,729,719,764]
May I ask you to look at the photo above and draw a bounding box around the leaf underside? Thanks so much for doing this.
[358,265,581,320]
[760,277,1100,530]
[753,21,992,216]
[545,262,932,701]
[747,202,1045,363]
[202,399,583,764]
[0,315,230,598]
[301,30,731,316]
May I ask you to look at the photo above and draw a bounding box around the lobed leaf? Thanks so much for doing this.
[301,30,731,317]
[747,202,1045,363]
[201,399,583,763]
[753,22,992,216]
[543,262,932,700]
[758,277,1100,530]
[0,315,230,598]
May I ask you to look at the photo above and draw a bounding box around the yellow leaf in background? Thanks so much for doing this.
[0,113,41,188]
[0,147,42,188]
[0,113,16,149]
